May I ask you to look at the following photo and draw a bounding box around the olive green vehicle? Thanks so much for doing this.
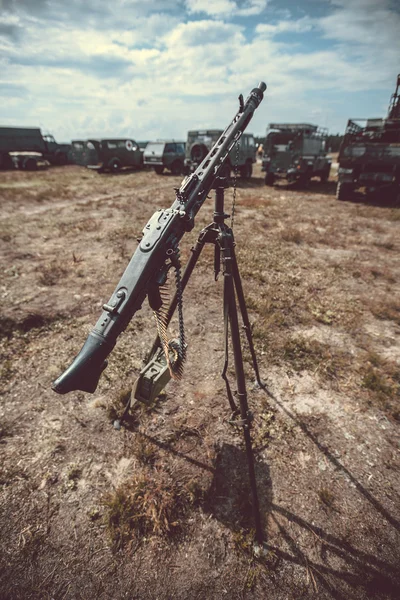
[337,74,400,201]
[143,141,185,175]
[184,130,256,178]
[85,138,143,173]
[0,127,70,169]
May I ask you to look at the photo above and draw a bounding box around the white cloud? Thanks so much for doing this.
[1,0,399,140]
[184,0,268,18]
[256,16,316,36]
[164,19,245,47]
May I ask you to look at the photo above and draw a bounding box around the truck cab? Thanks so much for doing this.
[184,130,256,179]
[262,123,331,186]
[42,134,71,165]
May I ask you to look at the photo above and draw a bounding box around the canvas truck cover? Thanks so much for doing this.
[0,127,46,153]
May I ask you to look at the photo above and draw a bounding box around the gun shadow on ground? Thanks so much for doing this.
[123,388,400,599]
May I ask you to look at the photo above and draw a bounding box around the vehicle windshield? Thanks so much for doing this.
[187,131,221,146]
[264,131,295,152]
[145,142,165,154]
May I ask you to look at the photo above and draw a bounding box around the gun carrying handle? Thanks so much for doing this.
[52,332,114,394]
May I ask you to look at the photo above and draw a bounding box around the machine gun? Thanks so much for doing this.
[52,82,267,547]
[52,82,266,396]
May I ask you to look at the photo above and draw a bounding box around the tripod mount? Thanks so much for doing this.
[116,180,265,545]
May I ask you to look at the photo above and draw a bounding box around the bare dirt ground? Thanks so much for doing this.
[0,161,399,599]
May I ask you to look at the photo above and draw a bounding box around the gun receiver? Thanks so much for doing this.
[52,82,266,395]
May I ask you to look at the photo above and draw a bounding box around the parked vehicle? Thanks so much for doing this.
[85,138,143,173]
[143,140,185,174]
[184,130,256,178]
[337,74,400,201]
[69,140,88,166]
[262,123,331,185]
[0,127,70,169]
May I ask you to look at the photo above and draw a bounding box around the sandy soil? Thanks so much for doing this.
[0,162,399,599]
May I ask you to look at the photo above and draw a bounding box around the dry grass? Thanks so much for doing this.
[318,487,336,509]
[58,217,100,235]
[1,164,400,599]
[280,227,304,245]
[369,300,400,325]
[37,261,69,286]
[104,468,191,548]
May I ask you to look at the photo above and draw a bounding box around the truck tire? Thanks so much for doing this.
[336,182,353,201]
[298,173,310,187]
[240,161,253,179]
[320,164,331,183]
[265,173,275,186]
[55,152,68,166]
[110,158,121,173]
[154,166,164,175]
[23,157,37,171]
[0,153,14,170]
[170,161,182,175]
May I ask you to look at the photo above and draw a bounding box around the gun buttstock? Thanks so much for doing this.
[52,332,113,394]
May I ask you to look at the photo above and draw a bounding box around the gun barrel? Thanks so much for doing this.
[52,82,267,395]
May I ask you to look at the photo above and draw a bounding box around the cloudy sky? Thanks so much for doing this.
[0,0,399,142]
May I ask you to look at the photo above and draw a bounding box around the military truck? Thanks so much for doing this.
[0,127,70,169]
[143,140,185,175]
[337,74,400,201]
[184,130,256,178]
[85,138,143,173]
[262,123,331,185]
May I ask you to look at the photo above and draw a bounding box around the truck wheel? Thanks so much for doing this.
[0,153,14,170]
[55,152,68,166]
[336,182,353,201]
[265,173,275,186]
[154,166,164,175]
[240,161,253,179]
[320,165,331,183]
[298,174,310,188]
[170,161,182,175]
[24,157,37,171]
[110,159,121,173]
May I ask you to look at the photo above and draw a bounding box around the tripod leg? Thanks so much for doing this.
[231,248,264,388]
[222,287,239,414]
[223,269,264,544]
